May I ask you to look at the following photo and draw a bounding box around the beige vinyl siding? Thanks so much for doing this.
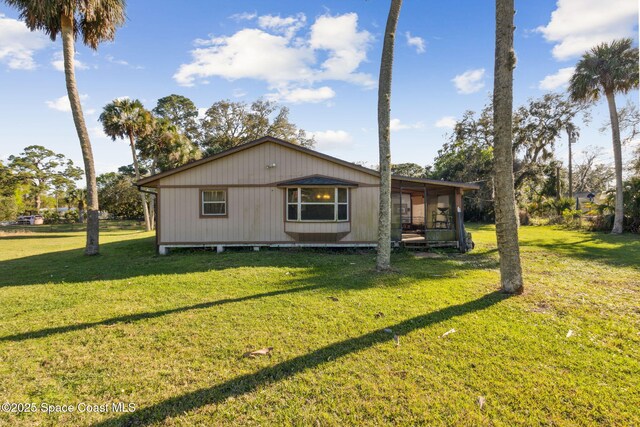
[160,187,288,243]
[157,141,380,244]
[159,186,379,244]
[344,187,378,241]
[160,142,379,186]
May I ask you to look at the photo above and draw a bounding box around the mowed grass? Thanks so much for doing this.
[0,224,638,426]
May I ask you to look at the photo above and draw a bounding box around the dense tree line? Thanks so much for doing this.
[141,95,314,156]
[429,94,635,224]
[0,147,83,221]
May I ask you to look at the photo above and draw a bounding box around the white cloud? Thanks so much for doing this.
[537,0,639,60]
[105,54,143,69]
[390,118,425,132]
[45,94,89,112]
[405,32,425,54]
[232,88,247,98]
[308,13,375,87]
[539,67,575,91]
[267,86,335,103]
[88,125,110,141]
[258,13,306,39]
[51,51,89,71]
[174,13,374,102]
[174,28,314,86]
[435,116,456,129]
[310,130,353,150]
[105,54,128,66]
[452,68,485,94]
[230,12,257,22]
[0,14,48,70]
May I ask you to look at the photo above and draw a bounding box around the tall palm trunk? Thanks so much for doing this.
[605,91,625,234]
[128,132,151,231]
[493,0,523,293]
[566,124,574,199]
[61,14,99,255]
[376,0,403,271]
[78,198,85,223]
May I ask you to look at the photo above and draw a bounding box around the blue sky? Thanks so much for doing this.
[0,0,638,181]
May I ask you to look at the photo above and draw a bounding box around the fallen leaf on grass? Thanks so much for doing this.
[566,329,574,338]
[477,396,486,409]
[243,347,273,358]
[441,328,456,338]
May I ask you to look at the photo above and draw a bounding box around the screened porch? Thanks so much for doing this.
[390,177,476,251]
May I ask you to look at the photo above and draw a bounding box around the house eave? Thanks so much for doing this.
[134,136,481,191]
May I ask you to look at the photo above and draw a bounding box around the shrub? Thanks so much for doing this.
[63,210,79,224]
[546,197,575,215]
[562,208,582,228]
[591,177,640,233]
[42,210,61,224]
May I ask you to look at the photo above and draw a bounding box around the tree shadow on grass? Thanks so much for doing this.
[0,283,325,343]
[0,235,498,288]
[92,290,509,427]
[0,249,499,343]
[520,234,640,270]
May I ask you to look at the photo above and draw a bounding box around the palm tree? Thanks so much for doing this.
[492,0,523,293]
[138,118,201,173]
[136,118,202,230]
[65,187,86,223]
[99,99,154,231]
[569,38,639,234]
[4,0,126,255]
[376,0,403,271]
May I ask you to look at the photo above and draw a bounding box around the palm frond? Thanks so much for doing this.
[569,38,639,103]
[3,0,125,48]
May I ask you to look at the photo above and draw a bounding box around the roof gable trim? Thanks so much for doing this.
[136,136,378,186]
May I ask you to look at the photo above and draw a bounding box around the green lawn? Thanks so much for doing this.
[0,224,638,426]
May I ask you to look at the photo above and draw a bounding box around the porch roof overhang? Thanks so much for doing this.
[391,175,480,191]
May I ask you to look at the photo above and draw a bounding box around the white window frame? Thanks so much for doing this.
[201,189,227,217]
[286,187,349,222]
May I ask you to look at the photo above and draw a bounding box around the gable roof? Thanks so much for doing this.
[136,136,377,186]
[136,135,479,190]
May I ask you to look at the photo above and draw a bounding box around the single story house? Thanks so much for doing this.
[135,136,479,254]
